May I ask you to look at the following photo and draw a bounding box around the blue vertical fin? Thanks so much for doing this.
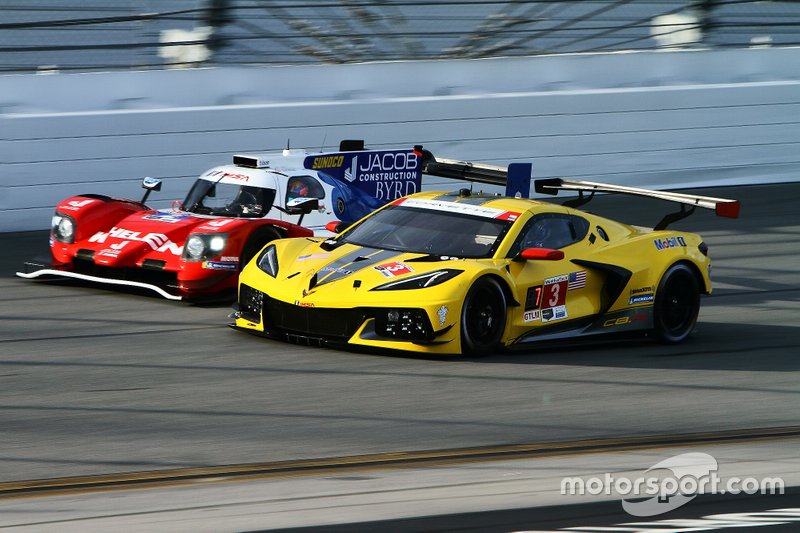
[505,163,532,199]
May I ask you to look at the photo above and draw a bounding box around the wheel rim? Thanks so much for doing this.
[465,285,503,344]
[659,272,696,335]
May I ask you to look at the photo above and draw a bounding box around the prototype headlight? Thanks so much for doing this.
[371,269,463,291]
[256,245,279,277]
[182,233,228,262]
[51,212,75,243]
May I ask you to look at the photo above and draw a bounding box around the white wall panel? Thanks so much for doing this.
[2,48,799,231]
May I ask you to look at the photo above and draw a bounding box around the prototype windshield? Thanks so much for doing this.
[339,204,513,258]
[183,179,276,218]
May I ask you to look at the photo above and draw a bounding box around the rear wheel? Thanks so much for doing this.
[653,263,700,344]
[460,277,507,356]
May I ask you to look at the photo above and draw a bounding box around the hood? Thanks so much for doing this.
[275,240,470,298]
[79,210,244,268]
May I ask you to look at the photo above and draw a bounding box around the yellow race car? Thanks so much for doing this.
[232,159,740,355]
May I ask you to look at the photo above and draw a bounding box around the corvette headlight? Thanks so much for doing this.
[256,245,279,277]
[371,269,463,291]
[182,233,228,262]
[51,212,75,243]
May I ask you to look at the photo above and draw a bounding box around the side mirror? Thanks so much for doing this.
[141,177,162,203]
[285,197,320,215]
[325,220,352,234]
[518,247,565,261]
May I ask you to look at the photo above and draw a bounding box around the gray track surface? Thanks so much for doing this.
[0,184,797,483]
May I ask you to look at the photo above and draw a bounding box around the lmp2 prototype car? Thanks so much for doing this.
[232,155,740,355]
[17,141,422,300]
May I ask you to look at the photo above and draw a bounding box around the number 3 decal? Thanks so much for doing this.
[548,283,560,307]
[544,280,568,307]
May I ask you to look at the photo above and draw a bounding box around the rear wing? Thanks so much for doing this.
[414,145,739,230]
[535,178,741,230]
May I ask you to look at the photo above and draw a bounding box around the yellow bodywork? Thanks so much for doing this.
[236,191,711,354]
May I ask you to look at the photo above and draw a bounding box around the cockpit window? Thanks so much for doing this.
[286,175,325,203]
[183,179,276,218]
[508,213,590,256]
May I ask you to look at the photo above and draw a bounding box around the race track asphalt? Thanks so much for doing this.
[0,183,797,483]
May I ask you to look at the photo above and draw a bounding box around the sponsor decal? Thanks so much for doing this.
[568,270,586,290]
[306,150,421,202]
[629,294,655,305]
[310,155,345,169]
[297,253,331,262]
[374,261,414,278]
[523,309,540,322]
[544,274,569,285]
[654,235,687,251]
[437,305,448,326]
[294,300,315,307]
[541,305,568,323]
[97,240,130,258]
[398,198,510,219]
[88,227,182,255]
[205,170,250,182]
[495,211,521,221]
[321,265,353,275]
[220,256,239,262]
[202,261,238,271]
[197,219,234,230]
[143,211,193,223]
[630,285,655,295]
[60,199,96,211]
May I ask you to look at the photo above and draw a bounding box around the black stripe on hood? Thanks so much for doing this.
[315,247,400,286]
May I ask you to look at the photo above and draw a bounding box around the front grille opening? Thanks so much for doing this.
[141,259,167,271]
[239,284,264,324]
[374,308,434,341]
[262,296,369,339]
[76,249,95,261]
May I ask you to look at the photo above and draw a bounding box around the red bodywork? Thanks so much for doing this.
[48,195,313,299]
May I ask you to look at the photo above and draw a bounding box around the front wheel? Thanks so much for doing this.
[240,227,282,270]
[460,277,507,356]
[653,263,700,344]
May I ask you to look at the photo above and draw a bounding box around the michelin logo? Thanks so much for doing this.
[629,294,655,305]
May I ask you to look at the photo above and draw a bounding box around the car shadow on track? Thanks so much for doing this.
[468,321,800,372]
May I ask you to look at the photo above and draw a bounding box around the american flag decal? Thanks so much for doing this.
[568,270,586,290]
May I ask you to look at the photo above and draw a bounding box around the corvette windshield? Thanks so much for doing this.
[183,179,276,218]
[340,205,512,258]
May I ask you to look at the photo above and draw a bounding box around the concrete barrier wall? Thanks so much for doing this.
[2,48,799,231]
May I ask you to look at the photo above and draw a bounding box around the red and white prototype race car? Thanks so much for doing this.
[17,142,422,300]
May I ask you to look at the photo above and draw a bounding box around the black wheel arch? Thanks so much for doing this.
[240,225,284,268]
[672,259,709,295]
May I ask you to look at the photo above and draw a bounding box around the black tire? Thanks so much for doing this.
[241,227,282,270]
[460,277,507,356]
[653,263,701,344]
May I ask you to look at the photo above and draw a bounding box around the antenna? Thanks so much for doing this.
[319,131,328,152]
[286,138,290,150]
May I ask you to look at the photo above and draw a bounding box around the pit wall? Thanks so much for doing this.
[2,47,799,231]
